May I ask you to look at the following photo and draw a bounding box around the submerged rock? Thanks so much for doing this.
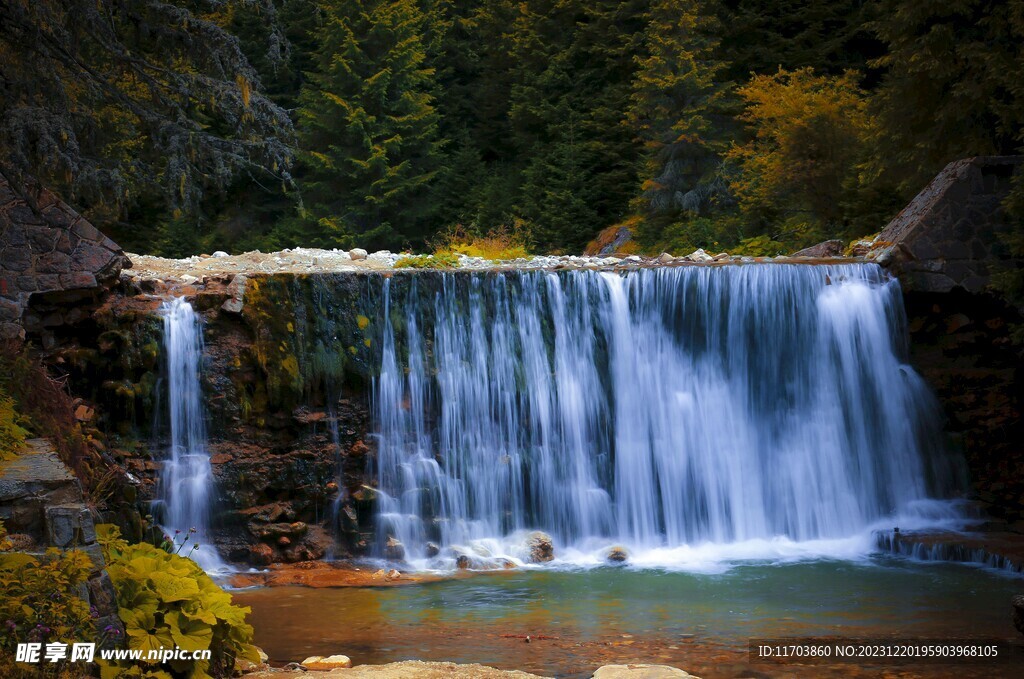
[456,554,516,571]
[525,531,554,563]
[606,546,629,563]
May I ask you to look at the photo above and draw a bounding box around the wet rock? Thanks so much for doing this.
[251,543,275,566]
[254,522,308,542]
[606,545,629,563]
[425,541,441,558]
[350,248,368,260]
[301,654,353,670]
[385,536,406,560]
[1013,594,1024,637]
[525,531,554,563]
[592,664,699,679]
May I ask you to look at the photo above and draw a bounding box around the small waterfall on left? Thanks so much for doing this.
[158,297,225,572]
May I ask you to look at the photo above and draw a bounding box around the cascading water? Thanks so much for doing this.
[371,263,964,569]
[158,297,225,572]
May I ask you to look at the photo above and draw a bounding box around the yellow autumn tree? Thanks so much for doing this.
[727,68,873,241]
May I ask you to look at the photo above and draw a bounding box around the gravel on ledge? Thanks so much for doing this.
[124,247,863,285]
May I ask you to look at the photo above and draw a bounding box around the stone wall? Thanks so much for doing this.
[0,179,130,341]
[873,156,1024,526]
[874,156,1021,293]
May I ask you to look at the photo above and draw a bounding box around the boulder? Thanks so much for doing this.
[684,249,714,263]
[350,248,368,260]
[592,664,700,679]
[524,531,554,563]
[384,536,406,561]
[301,654,353,670]
[606,545,629,563]
[791,239,844,258]
[425,541,441,558]
[657,253,674,264]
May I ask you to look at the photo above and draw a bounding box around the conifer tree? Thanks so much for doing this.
[867,0,1024,195]
[296,0,445,249]
[627,0,730,233]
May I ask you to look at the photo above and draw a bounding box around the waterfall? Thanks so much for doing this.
[371,264,963,569]
[158,297,225,571]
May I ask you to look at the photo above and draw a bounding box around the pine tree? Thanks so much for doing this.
[867,0,1024,195]
[627,0,731,236]
[296,0,445,249]
[510,0,646,250]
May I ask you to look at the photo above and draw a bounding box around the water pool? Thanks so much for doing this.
[235,557,1024,678]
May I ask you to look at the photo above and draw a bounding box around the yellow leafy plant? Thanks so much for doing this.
[433,221,531,261]
[96,525,259,678]
[0,525,94,677]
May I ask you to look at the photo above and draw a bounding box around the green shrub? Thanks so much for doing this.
[394,252,460,269]
[731,234,788,257]
[0,390,29,460]
[97,525,259,678]
[0,525,95,677]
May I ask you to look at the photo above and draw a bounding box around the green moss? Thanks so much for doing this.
[394,253,459,269]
